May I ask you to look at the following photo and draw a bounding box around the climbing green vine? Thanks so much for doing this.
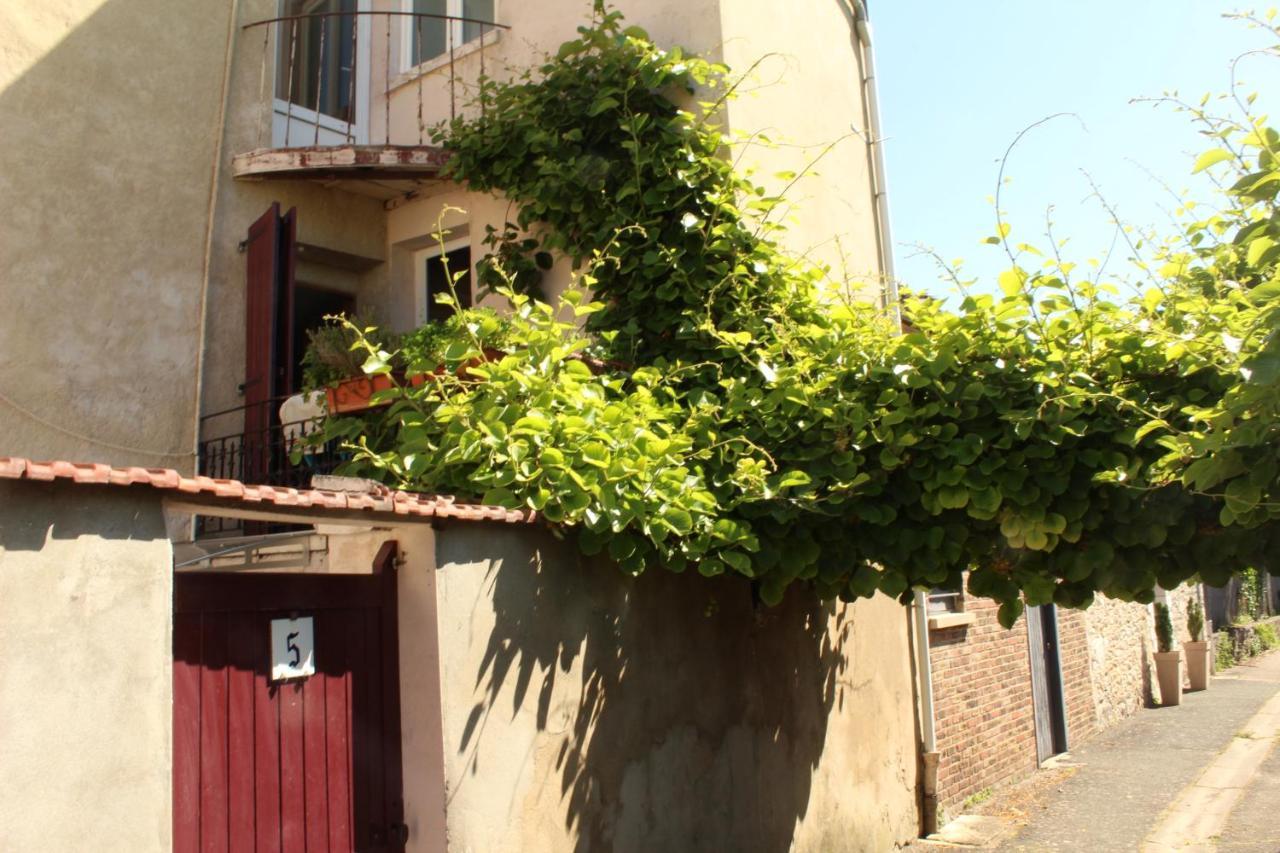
[308,8,1280,626]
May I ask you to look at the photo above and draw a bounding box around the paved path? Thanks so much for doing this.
[921,651,1280,852]
[1216,738,1280,851]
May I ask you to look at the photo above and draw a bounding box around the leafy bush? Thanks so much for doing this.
[1155,603,1175,653]
[305,8,1280,624]
[1187,598,1205,643]
[1256,622,1279,650]
[1215,630,1237,671]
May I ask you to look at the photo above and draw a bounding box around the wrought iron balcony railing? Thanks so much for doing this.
[196,395,344,537]
[233,9,508,185]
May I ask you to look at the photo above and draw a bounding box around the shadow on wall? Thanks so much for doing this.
[445,527,852,852]
[0,483,168,551]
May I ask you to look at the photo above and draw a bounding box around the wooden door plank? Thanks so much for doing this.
[303,634,332,852]
[227,612,259,853]
[253,617,283,853]
[349,604,373,850]
[1026,605,1054,764]
[280,679,306,853]
[325,611,355,852]
[173,613,202,853]
[199,613,230,852]
[364,607,387,843]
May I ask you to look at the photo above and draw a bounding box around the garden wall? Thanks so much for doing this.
[429,524,921,852]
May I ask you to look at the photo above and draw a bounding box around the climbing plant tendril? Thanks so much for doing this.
[309,9,1280,626]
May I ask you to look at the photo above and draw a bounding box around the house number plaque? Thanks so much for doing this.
[270,617,315,681]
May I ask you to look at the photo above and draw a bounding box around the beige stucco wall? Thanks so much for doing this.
[378,0,885,335]
[429,524,919,851]
[0,0,236,470]
[0,481,173,852]
[717,0,883,298]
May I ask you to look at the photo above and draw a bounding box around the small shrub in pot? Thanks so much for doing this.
[1153,602,1183,706]
[1184,598,1211,691]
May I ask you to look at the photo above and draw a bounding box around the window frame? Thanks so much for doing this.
[927,588,964,615]
[400,0,498,74]
[413,236,472,326]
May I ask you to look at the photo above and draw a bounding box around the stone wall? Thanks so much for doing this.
[428,524,920,852]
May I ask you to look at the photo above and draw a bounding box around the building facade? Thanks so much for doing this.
[0,2,924,850]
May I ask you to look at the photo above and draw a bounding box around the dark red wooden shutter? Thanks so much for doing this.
[244,203,282,483]
[243,204,298,484]
[278,206,298,395]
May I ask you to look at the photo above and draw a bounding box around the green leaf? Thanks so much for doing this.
[1192,148,1234,173]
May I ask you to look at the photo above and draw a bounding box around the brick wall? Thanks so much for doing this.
[928,585,1203,818]
[928,596,1038,817]
[1057,608,1096,745]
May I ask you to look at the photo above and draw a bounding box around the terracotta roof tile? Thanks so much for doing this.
[0,456,536,526]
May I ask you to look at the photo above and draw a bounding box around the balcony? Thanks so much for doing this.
[232,9,506,199]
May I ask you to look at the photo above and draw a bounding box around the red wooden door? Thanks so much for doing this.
[173,545,405,852]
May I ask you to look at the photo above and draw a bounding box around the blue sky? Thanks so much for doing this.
[872,1,1280,298]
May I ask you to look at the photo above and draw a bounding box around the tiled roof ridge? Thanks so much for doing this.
[0,457,536,525]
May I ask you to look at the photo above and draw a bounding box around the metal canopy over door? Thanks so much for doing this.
[1026,603,1069,763]
[173,543,406,852]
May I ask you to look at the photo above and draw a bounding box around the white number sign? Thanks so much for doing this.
[270,617,315,681]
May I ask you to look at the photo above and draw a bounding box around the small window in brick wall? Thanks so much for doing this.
[928,589,963,614]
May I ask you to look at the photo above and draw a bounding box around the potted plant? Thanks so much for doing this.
[1153,602,1183,706]
[400,307,512,380]
[1184,598,1211,691]
[301,317,401,414]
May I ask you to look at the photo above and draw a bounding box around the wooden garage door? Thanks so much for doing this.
[173,544,405,852]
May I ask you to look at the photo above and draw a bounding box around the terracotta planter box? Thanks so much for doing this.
[324,374,398,414]
[1154,650,1183,706]
[1184,640,1211,691]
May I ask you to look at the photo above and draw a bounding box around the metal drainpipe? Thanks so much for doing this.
[847,1,940,834]
[848,0,900,318]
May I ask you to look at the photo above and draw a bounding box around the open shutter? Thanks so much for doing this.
[278,206,298,395]
[244,204,282,483]
[243,204,297,484]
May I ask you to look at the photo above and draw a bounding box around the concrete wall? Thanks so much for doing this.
[0,481,173,851]
[0,0,236,469]
[428,524,919,852]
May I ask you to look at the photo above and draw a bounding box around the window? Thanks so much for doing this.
[416,241,472,324]
[276,0,358,123]
[404,0,495,68]
[928,589,963,614]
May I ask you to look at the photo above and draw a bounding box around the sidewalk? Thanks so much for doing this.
[915,650,1280,852]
